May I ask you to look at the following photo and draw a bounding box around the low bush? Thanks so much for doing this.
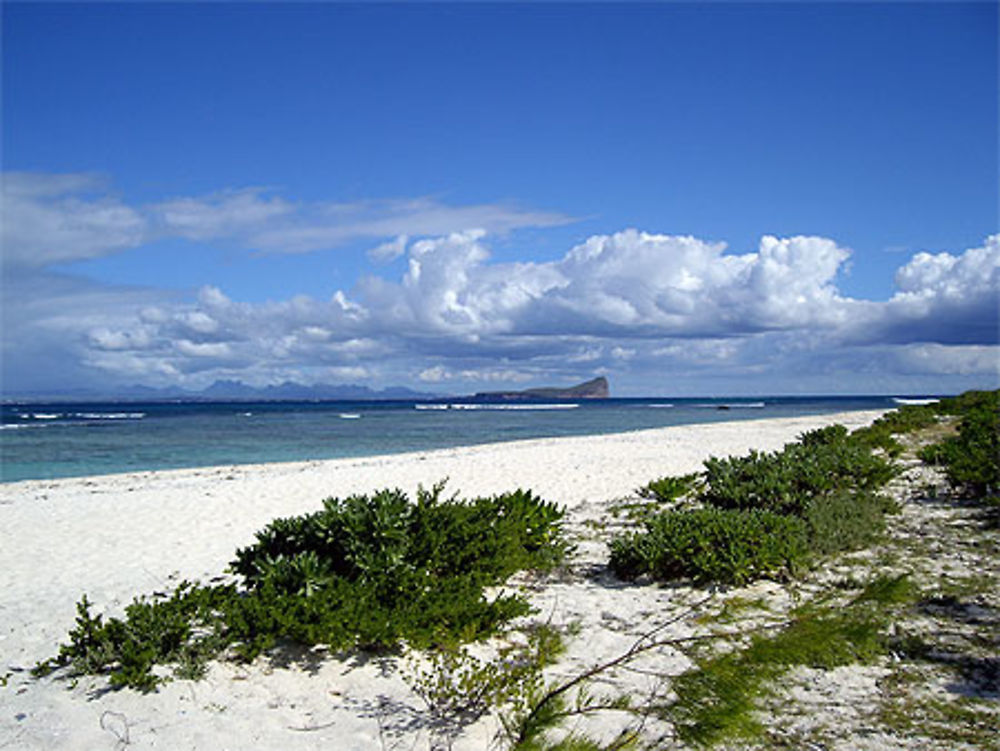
[36,484,569,691]
[701,431,896,516]
[35,584,234,692]
[851,403,941,455]
[936,389,999,416]
[802,490,897,556]
[920,399,999,497]
[613,409,914,589]
[637,472,699,504]
[609,507,808,586]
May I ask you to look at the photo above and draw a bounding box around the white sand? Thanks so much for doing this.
[0,410,885,750]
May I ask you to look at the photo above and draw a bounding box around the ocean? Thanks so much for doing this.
[0,395,907,483]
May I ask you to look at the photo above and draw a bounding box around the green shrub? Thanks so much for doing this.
[232,485,567,595]
[851,403,941,455]
[637,473,699,503]
[701,436,895,516]
[33,584,234,691]
[802,490,896,556]
[38,485,568,690]
[619,415,904,588]
[608,508,808,586]
[920,402,999,496]
[937,389,999,416]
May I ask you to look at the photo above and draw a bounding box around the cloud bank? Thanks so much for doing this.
[2,173,997,395]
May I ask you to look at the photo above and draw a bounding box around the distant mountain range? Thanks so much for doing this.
[3,380,437,403]
[4,377,611,403]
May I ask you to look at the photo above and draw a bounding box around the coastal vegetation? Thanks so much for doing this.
[587,389,997,748]
[609,390,997,588]
[34,484,570,691]
[609,423,900,585]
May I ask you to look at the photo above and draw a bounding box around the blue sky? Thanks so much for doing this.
[2,1,997,397]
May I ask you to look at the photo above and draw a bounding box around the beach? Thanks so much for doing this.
[1,410,891,749]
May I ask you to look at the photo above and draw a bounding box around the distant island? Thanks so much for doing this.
[474,376,609,401]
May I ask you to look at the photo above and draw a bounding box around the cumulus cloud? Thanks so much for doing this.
[357,229,857,341]
[873,234,1000,345]
[15,228,995,393]
[2,174,996,395]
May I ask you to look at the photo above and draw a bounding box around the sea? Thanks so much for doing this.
[0,395,916,483]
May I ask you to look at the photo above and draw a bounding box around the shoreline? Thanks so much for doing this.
[1,409,888,750]
[0,398,898,485]
[0,408,887,490]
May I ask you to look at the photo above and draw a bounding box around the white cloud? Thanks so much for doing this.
[88,327,153,351]
[210,195,573,254]
[418,366,450,382]
[458,369,533,383]
[892,344,999,376]
[1,172,575,271]
[2,175,996,396]
[853,234,1000,345]
[1,172,147,266]
[175,340,232,358]
[28,228,990,394]
[359,229,856,341]
[179,311,219,335]
[611,346,636,360]
[368,234,409,262]
[151,188,294,241]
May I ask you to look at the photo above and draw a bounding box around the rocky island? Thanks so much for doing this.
[474,376,609,401]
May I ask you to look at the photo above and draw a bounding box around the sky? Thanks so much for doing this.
[2,1,998,398]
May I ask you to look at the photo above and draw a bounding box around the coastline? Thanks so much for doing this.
[1,409,887,749]
[0,395,899,484]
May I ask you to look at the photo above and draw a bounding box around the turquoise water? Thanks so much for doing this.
[0,396,903,482]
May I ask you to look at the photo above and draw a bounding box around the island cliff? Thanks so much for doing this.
[474,376,609,401]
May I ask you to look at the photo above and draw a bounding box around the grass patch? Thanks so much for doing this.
[879,684,1000,750]
[668,575,913,747]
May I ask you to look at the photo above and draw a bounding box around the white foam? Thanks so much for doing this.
[444,403,579,411]
[74,412,146,420]
[698,402,764,409]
